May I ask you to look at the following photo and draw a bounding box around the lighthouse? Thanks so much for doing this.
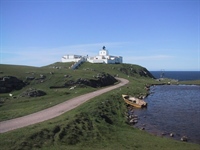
[99,46,109,56]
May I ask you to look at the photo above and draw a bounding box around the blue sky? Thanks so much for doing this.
[0,0,199,71]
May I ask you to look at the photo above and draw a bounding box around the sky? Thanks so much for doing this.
[0,0,199,71]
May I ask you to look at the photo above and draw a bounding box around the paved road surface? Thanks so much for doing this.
[0,78,129,133]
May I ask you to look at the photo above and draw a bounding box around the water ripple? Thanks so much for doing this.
[134,85,200,144]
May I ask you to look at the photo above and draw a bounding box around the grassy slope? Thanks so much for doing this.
[0,62,199,150]
[0,62,152,121]
[0,62,101,120]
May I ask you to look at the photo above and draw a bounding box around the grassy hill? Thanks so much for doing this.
[0,62,154,121]
[0,62,199,150]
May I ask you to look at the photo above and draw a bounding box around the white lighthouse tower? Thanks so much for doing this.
[99,46,109,56]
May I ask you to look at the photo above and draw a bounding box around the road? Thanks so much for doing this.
[0,78,129,133]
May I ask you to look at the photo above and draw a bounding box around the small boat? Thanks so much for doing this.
[122,94,147,108]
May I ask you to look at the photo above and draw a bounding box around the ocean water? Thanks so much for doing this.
[133,85,200,144]
[150,71,200,81]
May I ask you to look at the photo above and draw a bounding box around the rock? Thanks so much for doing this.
[128,115,132,119]
[64,73,117,88]
[26,76,35,80]
[69,86,76,90]
[64,75,69,78]
[129,119,134,123]
[181,136,188,142]
[39,74,46,79]
[138,69,155,78]
[0,76,26,93]
[21,88,46,97]
[162,132,167,136]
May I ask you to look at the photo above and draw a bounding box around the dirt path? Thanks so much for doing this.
[0,78,129,133]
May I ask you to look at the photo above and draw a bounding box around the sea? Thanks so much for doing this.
[150,71,200,81]
[133,71,200,144]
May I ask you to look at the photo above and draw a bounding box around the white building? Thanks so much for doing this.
[61,46,123,64]
[61,54,84,63]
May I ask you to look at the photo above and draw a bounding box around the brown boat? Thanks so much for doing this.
[122,94,147,108]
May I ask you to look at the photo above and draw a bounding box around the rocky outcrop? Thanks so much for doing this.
[117,65,155,79]
[138,68,155,78]
[0,76,26,93]
[20,88,46,97]
[50,73,117,89]
[69,73,117,88]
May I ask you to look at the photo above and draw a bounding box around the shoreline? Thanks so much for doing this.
[152,78,200,86]
[126,106,200,145]
[126,82,200,145]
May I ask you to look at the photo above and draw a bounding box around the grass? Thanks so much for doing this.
[0,87,199,150]
[0,62,199,150]
[0,62,153,121]
[179,80,200,85]
[0,87,95,120]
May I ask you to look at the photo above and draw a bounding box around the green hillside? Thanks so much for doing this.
[0,62,154,121]
[0,62,199,150]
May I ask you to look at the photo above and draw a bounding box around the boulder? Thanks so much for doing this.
[181,136,188,142]
[21,88,46,97]
[0,76,26,93]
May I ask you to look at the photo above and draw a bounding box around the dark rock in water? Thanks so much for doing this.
[140,127,145,130]
[161,132,167,136]
[181,136,188,142]
[21,88,46,97]
[0,76,26,93]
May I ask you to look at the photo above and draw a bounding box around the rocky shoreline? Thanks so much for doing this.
[125,84,192,143]
[125,105,190,143]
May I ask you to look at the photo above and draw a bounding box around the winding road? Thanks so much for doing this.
[0,78,129,133]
